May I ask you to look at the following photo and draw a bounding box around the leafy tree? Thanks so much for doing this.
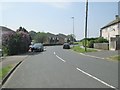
[88,40,95,48]
[29,31,37,40]
[34,32,47,43]
[67,34,76,42]
[2,27,31,55]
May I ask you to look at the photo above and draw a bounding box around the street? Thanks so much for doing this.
[2,46,118,88]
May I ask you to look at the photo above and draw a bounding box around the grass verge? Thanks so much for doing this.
[71,46,97,53]
[0,65,13,80]
[109,55,120,61]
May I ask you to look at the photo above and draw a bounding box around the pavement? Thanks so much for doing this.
[1,46,118,89]
[0,52,33,85]
[84,50,119,59]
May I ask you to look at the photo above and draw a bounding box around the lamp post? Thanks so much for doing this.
[72,17,74,45]
[84,0,88,52]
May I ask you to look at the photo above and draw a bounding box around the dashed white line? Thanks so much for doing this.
[54,51,116,89]
[54,52,66,62]
[56,55,66,62]
[76,67,116,89]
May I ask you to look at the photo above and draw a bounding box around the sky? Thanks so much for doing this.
[0,1,118,40]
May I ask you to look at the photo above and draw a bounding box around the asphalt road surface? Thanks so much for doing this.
[2,46,118,89]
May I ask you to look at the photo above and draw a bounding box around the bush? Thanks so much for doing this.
[82,39,89,47]
[81,37,108,48]
[2,46,9,56]
[88,40,95,48]
[95,37,108,43]
[2,27,31,55]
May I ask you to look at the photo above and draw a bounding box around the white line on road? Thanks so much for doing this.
[54,52,66,62]
[76,67,116,89]
[79,53,105,60]
[56,55,66,62]
[54,51,116,89]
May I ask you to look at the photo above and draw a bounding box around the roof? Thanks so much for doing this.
[57,33,67,39]
[47,32,56,38]
[101,17,120,29]
[47,33,67,39]
[0,26,15,34]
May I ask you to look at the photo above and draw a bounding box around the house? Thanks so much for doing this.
[0,26,16,46]
[100,15,120,50]
[0,26,16,35]
[45,33,68,44]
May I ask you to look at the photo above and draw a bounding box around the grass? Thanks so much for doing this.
[109,55,120,61]
[0,65,13,80]
[0,68,2,80]
[73,42,82,45]
[71,46,97,53]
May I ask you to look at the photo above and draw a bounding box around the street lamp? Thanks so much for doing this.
[84,0,88,52]
[71,17,74,45]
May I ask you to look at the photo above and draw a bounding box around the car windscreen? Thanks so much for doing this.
[33,44,42,47]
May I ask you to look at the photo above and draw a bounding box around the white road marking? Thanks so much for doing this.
[56,55,66,62]
[54,52,66,62]
[54,51,116,89]
[76,67,116,89]
[79,53,105,60]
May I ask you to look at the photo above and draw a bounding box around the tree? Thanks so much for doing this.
[2,27,32,55]
[16,27,28,33]
[67,34,76,43]
[17,31,31,53]
[34,32,47,43]
[29,31,37,40]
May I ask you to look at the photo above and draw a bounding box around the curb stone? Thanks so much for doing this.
[1,61,23,86]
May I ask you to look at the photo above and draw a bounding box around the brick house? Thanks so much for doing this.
[45,33,68,44]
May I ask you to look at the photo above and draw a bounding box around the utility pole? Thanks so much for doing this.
[72,17,74,45]
[85,0,88,52]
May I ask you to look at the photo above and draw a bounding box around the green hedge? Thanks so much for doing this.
[81,37,108,48]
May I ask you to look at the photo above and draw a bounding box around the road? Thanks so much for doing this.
[2,46,118,89]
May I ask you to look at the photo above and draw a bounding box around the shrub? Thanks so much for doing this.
[88,40,95,48]
[2,27,31,55]
[81,37,108,48]
[95,37,108,43]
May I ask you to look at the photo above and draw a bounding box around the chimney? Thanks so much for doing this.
[115,15,119,20]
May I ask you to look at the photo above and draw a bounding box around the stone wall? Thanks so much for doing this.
[94,43,109,50]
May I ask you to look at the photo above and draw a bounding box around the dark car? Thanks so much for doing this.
[30,43,44,52]
[63,43,70,49]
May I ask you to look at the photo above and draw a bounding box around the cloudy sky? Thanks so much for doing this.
[0,1,118,40]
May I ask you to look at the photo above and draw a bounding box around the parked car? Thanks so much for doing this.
[30,43,44,52]
[63,43,70,49]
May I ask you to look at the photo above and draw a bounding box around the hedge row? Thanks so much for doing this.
[82,37,108,48]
